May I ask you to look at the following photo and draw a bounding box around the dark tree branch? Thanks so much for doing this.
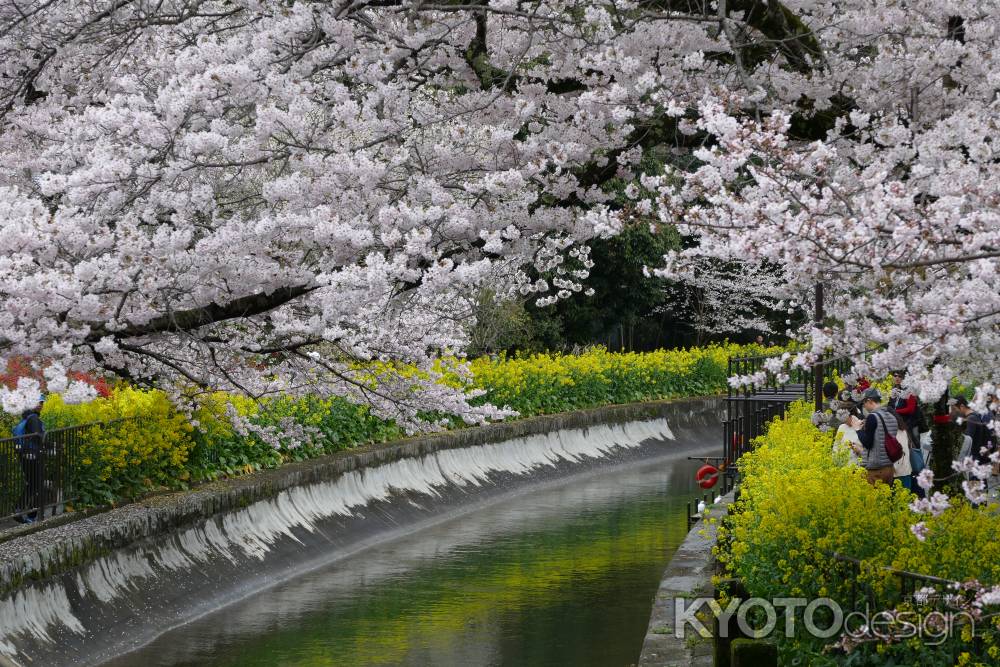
[85,285,319,342]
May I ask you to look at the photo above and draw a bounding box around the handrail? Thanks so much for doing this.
[0,417,136,445]
[827,551,960,589]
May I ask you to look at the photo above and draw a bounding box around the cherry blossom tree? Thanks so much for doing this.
[655,256,794,344]
[0,0,652,423]
[647,6,999,413]
[1,1,997,438]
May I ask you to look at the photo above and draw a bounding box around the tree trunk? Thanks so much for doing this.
[930,391,961,493]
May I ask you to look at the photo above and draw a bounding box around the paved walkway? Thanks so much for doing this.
[0,506,75,543]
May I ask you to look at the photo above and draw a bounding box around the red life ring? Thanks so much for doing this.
[696,464,719,489]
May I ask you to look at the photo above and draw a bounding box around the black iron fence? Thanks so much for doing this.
[723,353,856,481]
[0,418,134,522]
[824,551,985,660]
[826,551,962,612]
[728,353,814,398]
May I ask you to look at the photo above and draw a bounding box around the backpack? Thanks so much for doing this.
[876,412,904,463]
[12,415,39,453]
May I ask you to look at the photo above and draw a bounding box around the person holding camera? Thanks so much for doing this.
[848,388,900,486]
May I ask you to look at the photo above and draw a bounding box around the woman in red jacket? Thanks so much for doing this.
[889,371,926,497]
[889,371,918,442]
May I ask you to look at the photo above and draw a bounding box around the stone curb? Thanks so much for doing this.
[638,491,734,667]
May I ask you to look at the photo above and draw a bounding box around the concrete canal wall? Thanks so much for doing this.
[0,398,723,667]
[639,493,734,667]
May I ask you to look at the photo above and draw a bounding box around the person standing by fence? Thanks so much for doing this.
[13,395,45,524]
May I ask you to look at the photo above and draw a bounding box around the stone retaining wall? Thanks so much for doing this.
[0,397,720,600]
[639,491,734,667]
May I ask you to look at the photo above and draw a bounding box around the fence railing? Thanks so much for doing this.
[826,551,962,611]
[824,551,983,659]
[0,418,136,523]
[722,353,857,480]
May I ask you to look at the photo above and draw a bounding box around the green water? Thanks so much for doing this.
[108,451,710,667]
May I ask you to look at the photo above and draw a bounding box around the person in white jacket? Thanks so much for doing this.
[833,405,865,467]
[893,427,913,490]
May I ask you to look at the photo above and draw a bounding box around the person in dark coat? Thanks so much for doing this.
[953,395,995,466]
[14,396,45,524]
[888,370,919,444]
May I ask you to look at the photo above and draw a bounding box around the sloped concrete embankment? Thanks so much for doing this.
[0,397,722,667]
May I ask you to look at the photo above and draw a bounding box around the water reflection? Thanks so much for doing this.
[106,449,711,667]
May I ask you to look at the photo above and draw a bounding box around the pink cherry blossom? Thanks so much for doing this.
[0,3,996,444]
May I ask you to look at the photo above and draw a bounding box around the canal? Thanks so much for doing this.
[105,445,712,667]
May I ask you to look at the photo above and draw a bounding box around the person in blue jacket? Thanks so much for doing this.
[14,395,45,524]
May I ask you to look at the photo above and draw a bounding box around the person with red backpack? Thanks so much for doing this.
[13,395,45,524]
[850,388,902,485]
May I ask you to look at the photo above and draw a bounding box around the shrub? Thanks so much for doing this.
[185,392,282,478]
[42,388,195,505]
[187,392,405,479]
[722,403,913,601]
[720,402,1000,665]
[469,342,765,415]
[5,342,775,508]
